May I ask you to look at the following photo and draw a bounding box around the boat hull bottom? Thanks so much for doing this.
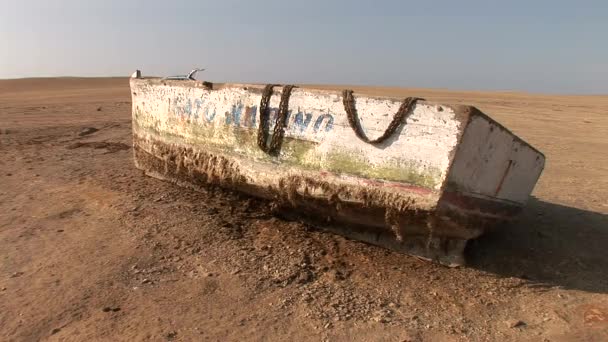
[132,135,515,267]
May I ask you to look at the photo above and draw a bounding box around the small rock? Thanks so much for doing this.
[56,229,64,233]
[297,270,314,284]
[206,272,214,277]
[51,328,61,335]
[96,107,102,111]
[166,331,177,340]
[1,287,7,291]
[231,269,241,275]
[141,278,151,284]
[372,316,391,323]
[10,272,23,278]
[6,173,12,176]
[78,127,99,136]
[102,307,112,312]
[506,319,526,328]
[324,322,332,329]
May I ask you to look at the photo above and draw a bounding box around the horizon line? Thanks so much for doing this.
[1,75,607,97]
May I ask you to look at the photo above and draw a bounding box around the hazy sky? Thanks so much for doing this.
[1,0,607,94]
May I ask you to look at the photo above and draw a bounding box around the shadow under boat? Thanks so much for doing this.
[466,196,608,294]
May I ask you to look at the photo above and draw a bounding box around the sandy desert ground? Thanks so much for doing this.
[1,78,607,341]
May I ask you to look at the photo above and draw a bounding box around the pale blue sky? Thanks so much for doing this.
[1,0,607,94]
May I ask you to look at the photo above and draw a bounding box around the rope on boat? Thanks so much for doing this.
[342,89,424,144]
[257,85,424,154]
[257,84,296,155]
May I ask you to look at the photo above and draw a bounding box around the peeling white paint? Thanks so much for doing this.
[131,80,462,190]
[447,116,545,204]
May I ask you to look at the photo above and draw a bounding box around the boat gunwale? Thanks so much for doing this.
[130,77,545,159]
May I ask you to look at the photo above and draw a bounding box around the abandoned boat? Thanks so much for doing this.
[129,70,545,266]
